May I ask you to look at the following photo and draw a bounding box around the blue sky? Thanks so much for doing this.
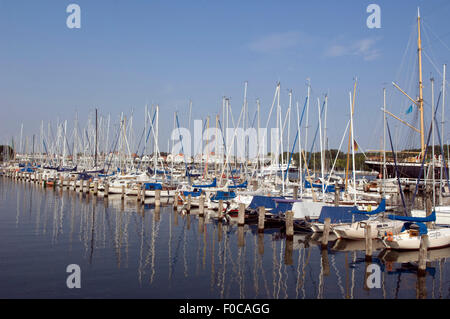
[1,0,450,153]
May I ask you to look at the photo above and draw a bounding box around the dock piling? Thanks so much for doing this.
[258,206,265,233]
[238,203,245,226]
[321,217,331,249]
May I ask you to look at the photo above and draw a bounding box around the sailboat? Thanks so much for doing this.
[333,198,405,240]
[365,8,446,180]
[382,211,450,250]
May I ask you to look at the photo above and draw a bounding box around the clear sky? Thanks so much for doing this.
[1,0,450,154]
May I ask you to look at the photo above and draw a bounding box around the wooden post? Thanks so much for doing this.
[285,210,294,240]
[187,194,192,211]
[155,189,161,206]
[238,203,245,226]
[321,217,331,249]
[94,181,98,195]
[141,186,146,203]
[258,206,265,233]
[365,224,373,261]
[218,199,223,218]
[121,185,125,200]
[104,182,109,197]
[293,185,298,200]
[173,191,178,210]
[83,180,87,193]
[137,183,142,202]
[418,234,428,276]
[199,194,205,217]
[334,183,340,206]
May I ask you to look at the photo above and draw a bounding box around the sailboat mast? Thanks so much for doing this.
[418,8,425,158]
[95,108,98,168]
[345,78,357,192]
[440,64,446,204]
[383,88,387,195]
[350,92,357,205]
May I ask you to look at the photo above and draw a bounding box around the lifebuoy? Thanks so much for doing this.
[385,231,393,241]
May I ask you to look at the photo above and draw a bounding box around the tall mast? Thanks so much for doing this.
[345,78,357,192]
[417,7,425,158]
[383,88,387,195]
[350,92,357,205]
[305,80,310,157]
[440,64,446,205]
[95,108,98,168]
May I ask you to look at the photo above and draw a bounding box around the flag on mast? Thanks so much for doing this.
[406,105,413,114]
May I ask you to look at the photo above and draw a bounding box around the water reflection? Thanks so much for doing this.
[0,177,449,299]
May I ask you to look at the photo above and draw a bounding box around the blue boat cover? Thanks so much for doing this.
[388,211,436,223]
[318,206,368,224]
[400,222,428,235]
[352,198,386,215]
[271,202,293,214]
[183,190,202,197]
[144,183,163,190]
[248,196,284,210]
[304,180,335,193]
[211,191,236,201]
[228,181,248,189]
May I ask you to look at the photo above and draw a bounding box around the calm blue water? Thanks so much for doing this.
[0,177,449,299]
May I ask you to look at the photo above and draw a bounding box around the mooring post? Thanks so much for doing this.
[218,199,223,218]
[365,224,373,261]
[121,185,125,200]
[141,185,146,207]
[335,183,340,206]
[173,191,178,210]
[155,189,161,206]
[285,210,294,240]
[137,183,142,202]
[258,206,265,233]
[418,234,429,276]
[293,185,298,200]
[238,203,245,226]
[187,194,192,212]
[94,181,98,196]
[104,181,109,197]
[199,194,205,217]
[321,217,331,249]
